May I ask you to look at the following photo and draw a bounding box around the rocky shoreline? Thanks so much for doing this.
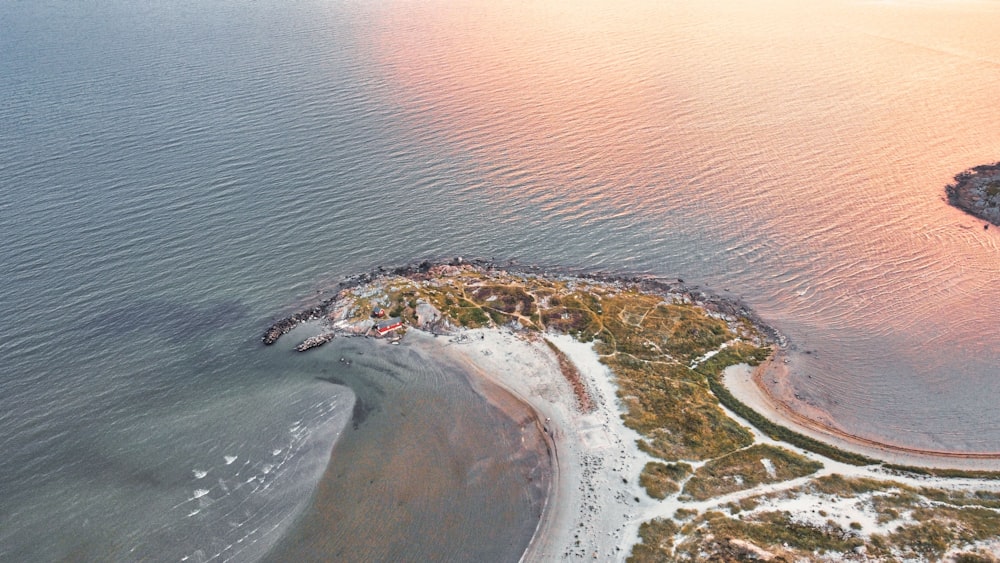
[945,162,1000,227]
[260,257,783,352]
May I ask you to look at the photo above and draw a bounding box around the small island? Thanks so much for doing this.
[946,163,1000,227]
[264,259,1000,561]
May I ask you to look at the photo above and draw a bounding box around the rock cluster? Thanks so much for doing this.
[946,162,1000,226]
[295,332,335,351]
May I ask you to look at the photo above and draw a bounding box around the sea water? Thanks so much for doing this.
[3,0,1000,559]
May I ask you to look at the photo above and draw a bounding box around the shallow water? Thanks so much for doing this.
[2,0,1000,559]
[265,334,547,562]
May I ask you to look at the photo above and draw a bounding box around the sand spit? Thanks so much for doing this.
[725,359,1000,471]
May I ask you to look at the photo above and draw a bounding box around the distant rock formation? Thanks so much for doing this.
[946,162,1000,226]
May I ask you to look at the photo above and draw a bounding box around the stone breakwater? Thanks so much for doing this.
[946,162,1000,227]
[260,257,783,351]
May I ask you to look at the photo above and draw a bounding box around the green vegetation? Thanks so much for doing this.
[883,463,1000,481]
[472,284,535,315]
[614,355,753,461]
[874,502,1000,560]
[808,473,894,496]
[919,488,1000,510]
[592,295,731,362]
[647,474,1000,561]
[454,300,490,327]
[954,552,1000,563]
[639,461,692,499]
[673,507,697,521]
[681,444,822,501]
[586,293,758,460]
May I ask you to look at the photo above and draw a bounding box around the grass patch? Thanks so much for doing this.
[919,488,1000,509]
[639,461,692,499]
[808,474,897,497]
[866,496,1000,560]
[627,518,679,563]
[595,295,730,362]
[883,463,1000,481]
[674,510,864,560]
[540,305,600,336]
[472,284,535,315]
[611,355,753,460]
[681,444,822,501]
[453,299,490,327]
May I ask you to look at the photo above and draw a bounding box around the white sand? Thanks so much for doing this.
[425,328,653,561]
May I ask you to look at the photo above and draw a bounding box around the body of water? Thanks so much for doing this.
[2,0,999,559]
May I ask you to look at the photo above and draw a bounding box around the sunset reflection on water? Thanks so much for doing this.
[366,0,1000,451]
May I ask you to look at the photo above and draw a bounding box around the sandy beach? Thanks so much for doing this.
[417,328,653,561]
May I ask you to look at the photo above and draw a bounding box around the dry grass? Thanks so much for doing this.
[681,444,822,501]
[639,461,692,500]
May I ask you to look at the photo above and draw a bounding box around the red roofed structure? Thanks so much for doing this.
[374,318,403,336]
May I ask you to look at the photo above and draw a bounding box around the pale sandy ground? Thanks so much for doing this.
[414,328,1000,561]
[426,328,654,561]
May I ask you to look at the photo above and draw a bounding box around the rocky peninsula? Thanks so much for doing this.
[264,259,1000,561]
[946,162,1000,227]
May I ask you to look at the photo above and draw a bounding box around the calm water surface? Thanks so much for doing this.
[2,0,999,559]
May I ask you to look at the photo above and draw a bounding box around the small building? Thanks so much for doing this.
[374,318,404,336]
[371,307,386,318]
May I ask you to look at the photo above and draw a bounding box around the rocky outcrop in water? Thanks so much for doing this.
[946,162,1000,227]
[295,332,335,352]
